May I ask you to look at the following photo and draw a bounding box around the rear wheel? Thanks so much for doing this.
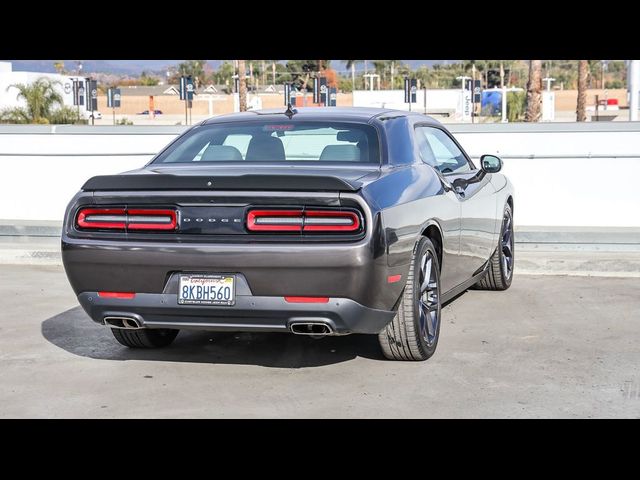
[111,328,179,348]
[378,237,441,361]
[476,203,514,290]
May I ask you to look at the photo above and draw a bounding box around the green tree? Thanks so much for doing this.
[345,60,363,90]
[338,76,353,93]
[576,60,589,122]
[48,106,81,124]
[268,60,280,85]
[284,60,325,92]
[507,91,527,122]
[176,60,207,88]
[139,71,159,86]
[0,107,30,124]
[1,77,63,123]
[372,60,398,89]
[210,61,234,87]
[525,60,542,122]
[237,59,247,112]
[273,63,291,84]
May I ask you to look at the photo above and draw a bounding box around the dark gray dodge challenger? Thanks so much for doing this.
[62,107,514,361]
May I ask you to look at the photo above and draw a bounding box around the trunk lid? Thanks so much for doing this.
[82,165,381,192]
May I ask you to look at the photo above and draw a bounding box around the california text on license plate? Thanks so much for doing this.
[178,275,235,306]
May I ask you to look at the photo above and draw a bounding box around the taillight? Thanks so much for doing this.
[246,209,361,233]
[76,207,177,231]
[303,210,361,232]
[126,209,177,230]
[77,208,126,230]
[246,210,304,232]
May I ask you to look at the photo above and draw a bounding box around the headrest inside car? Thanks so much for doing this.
[336,131,364,142]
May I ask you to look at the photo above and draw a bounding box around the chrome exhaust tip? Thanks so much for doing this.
[290,322,334,336]
[104,316,142,329]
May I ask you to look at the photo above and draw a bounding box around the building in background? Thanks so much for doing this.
[0,62,93,117]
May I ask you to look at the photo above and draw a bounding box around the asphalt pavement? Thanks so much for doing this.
[0,264,638,418]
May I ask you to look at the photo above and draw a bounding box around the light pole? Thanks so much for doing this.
[543,77,555,91]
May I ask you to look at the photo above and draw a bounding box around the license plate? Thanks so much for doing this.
[178,275,235,306]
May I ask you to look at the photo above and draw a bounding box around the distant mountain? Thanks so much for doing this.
[3,59,458,76]
[3,60,185,75]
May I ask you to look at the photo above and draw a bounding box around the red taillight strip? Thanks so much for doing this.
[76,208,177,231]
[246,209,361,233]
[97,291,136,299]
[302,210,360,232]
[284,296,330,303]
[127,209,177,231]
[77,208,126,229]
[247,210,304,232]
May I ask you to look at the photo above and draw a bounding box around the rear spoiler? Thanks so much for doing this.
[82,174,359,192]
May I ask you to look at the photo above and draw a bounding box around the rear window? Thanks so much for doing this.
[152,121,380,165]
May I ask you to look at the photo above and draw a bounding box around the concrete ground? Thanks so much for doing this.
[0,264,638,418]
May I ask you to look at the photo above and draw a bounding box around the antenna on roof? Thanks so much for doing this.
[284,102,296,119]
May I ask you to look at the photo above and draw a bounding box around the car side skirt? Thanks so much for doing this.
[441,263,490,305]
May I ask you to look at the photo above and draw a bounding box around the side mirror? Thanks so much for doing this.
[480,154,502,173]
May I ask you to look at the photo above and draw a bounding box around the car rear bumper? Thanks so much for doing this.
[77,290,395,335]
[62,234,408,311]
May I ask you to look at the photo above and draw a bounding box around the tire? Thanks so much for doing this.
[476,203,514,291]
[378,237,442,361]
[111,328,179,348]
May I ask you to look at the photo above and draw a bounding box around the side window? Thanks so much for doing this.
[415,126,471,174]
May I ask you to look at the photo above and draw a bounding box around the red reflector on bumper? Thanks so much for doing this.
[97,291,136,299]
[284,296,330,303]
[387,274,402,283]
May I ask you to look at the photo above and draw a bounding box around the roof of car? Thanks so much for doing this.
[201,107,439,125]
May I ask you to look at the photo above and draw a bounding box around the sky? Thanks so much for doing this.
[3,60,452,76]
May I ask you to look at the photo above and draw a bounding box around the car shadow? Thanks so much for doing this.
[41,306,386,368]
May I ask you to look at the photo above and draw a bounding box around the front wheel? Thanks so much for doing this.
[378,237,442,361]
[111,328,179,348]
[476,203,514,291]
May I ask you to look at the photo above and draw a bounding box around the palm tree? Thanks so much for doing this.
[177,60,207,89]
[237,59,247,112]
[576,60,588,122]
[525,60,542,122]
[372,60,400,89]
[345,60,363,90]
[4,77,63,123]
